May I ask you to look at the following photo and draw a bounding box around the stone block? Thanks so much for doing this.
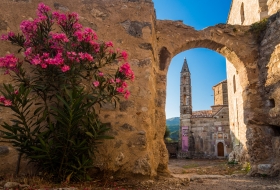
[0,146,9,155]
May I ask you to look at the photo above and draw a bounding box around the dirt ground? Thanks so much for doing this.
[94,158,280,190]
[2,159,280,189]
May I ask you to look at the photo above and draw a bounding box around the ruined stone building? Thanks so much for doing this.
[1,0,280,177]
[226,0,280,166]
[179,58,232,158]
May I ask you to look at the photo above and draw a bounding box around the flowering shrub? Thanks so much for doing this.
[0,3,134,182]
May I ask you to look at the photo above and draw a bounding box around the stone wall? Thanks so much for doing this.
[213,81,228,106]
[227,0,280,175]
[190,107,231,158]
[226,60,248,163]
[268,0,280,15]
[248,11,280,176]
[228,0,262,25]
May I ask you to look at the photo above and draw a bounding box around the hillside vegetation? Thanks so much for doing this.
[166,117,179,142]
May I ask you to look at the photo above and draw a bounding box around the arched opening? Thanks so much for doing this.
[166,48,227,119]
[164,40,252,160]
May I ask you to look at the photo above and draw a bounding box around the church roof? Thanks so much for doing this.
[191,110,213,118]
[181,58,190,73]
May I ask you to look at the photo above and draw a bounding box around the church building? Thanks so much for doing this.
[178,58,232,158]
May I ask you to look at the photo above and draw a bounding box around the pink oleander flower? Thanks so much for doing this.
[44,53,64,66]
[37,3,51,17]
[51,33,69,43]
[124,90,130,99]
[41,63,47,68]
[73,23,82,31]
[67,51,78,61]
[53,12,67,26]
[4,99,12,106]
[119,62,134,81]
[0,34,8,41]
[14,90,19,95]
[98,72,104,77]
[121,51,128,61]
[31,55,41,65]
[105,41,113,48]
[92,42,100,53]
[20,20,38,37]
[0,96,5,103]
[79,52,93,62]
[121,81,128,88]
[115,78,121,83]
[0,54,18,73]
[61,65,70,72]
[1,32,15,41]
[68,12,79,22]
[74,27,97,43]
[116,87,124,93]
[84,53,93,61]
[93,81,100,87]
[24,47,32,57]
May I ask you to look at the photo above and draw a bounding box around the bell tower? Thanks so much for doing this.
[179,58,192,155]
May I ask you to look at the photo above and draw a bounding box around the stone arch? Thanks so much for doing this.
[156,20,260,126]
[155,20,262,174]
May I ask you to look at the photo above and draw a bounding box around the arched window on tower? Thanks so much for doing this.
[183,87,186,92]
[183,76,186,82]
[183,94,186,105]
[240,2,245,24]
[233,75,236,93]
[183,109,187,114]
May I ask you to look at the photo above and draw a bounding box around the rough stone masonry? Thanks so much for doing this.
[0,0,279,177]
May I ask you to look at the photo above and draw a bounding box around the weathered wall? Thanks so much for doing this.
[213,81,228,106]
[190,106,231,158]
[247,11,280,176]
[228,0,262,25]
[226,60,248,163]
[267,0,280,15]
[227,0,280,176]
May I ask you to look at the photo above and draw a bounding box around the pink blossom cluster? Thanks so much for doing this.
[37,2,51,19]
[92,69,132,99]
[120,62,135,81]
[0,54,19,74]
[26,52,70,72]
[1,2,134,100]
[1,32,15,41]
[51,33,69,43]
[20,20,39,42]
[121,51,128,61]
[0,96,12,106]
[74,28,99,52]
[52,11,80,29]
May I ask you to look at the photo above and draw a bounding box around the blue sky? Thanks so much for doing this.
[152,0,232,119]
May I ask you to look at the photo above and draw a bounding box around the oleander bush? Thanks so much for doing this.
[0,3,134,182]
